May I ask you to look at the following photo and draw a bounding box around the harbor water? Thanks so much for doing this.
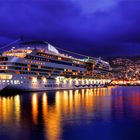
[0,86,140,140]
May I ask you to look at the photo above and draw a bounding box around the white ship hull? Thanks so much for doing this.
[0,74,111,92]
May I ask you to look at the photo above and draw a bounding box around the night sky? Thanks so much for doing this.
[0,0,140,57]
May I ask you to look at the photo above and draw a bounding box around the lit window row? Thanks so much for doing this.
[23,60,44,65]
[0,80,22,84]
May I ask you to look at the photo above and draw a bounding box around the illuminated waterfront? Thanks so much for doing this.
[0,87,140,140]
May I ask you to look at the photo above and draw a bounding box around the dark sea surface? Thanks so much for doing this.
[0,86,140,140]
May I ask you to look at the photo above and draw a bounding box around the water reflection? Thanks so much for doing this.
[0,95,20,127]
[0,87,140,140]
[32,94,38,125]
[43,92,61,140]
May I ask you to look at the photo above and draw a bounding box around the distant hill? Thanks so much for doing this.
[105,56,140,80]
[105,56,140,62]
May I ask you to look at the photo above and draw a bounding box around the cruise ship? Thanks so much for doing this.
[0,40,112,92]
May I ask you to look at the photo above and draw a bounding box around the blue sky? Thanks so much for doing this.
[0,0,140,57]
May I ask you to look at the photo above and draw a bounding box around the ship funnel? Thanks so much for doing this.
[45,43,59,54]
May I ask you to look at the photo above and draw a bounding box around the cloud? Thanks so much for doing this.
[0,0,140,56]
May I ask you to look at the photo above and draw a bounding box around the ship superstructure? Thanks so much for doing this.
[0,41,112,92]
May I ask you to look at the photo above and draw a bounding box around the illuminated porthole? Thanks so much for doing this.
[14,80,17,84]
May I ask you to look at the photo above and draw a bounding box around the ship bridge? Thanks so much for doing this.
[19,41,60,54]
[2,48,33,58]
[2,40,60,58]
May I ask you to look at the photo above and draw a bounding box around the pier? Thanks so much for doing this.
[110,80,140,86]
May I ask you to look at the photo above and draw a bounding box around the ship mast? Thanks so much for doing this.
[0,38,21,50]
